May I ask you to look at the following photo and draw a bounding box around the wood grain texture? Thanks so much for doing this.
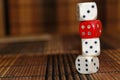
[9,0,44,36]
[0,0,5,36]
[105,0,120,35]
[0,35,119,80]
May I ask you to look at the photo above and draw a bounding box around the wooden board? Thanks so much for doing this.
[0,35,120,80]
[0,0,5,36]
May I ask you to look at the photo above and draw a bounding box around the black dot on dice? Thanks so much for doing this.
[92,5,95,8]
[78,59,80,62]
[83,15,86,18]
[95,50,97,53]
[96,67,99,69]
[94,63,96,66]
[85,42,88,44]
[86,68,88,71]
[94,41,97,44]
[78,68,80,71]
[85,51,88,53]
[87,10,90,13]
[91,59,93,62]
[85,59,88,62]
[90,46,93,49]
[78,64,80,66]
[86,64,88,67]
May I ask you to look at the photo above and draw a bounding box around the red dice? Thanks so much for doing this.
[79,20,102,38]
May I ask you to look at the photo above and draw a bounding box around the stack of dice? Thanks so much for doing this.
[75,2,102,74]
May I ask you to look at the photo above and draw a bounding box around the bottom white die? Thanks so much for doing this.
[75,55,99,74]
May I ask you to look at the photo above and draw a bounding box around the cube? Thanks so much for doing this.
[75,55,99,74]
[79,20,102,38]
[81,38,100,56]
[76,2,97,21]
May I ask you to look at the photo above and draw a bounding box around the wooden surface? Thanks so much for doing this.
[0,0,5,36]
[0,35,120,80]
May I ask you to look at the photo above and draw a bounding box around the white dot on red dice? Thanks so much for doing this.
[87,25,91,29]
[97,24,99,28]
[81,25,85,29]
[82,32,85,35]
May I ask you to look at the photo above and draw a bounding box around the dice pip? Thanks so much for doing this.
[75,2,102,74]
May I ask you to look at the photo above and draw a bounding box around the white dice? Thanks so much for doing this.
[81,38,100,56]
[76,2,97,21]
[75,56,99,74]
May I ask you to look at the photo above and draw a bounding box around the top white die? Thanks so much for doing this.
[76,2,97,21]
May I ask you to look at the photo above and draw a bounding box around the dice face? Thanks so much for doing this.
[75,56,99,74]
[81,38,100,56]
[90,57,99,73]
[79,20,102,38]
[77,2,97,21]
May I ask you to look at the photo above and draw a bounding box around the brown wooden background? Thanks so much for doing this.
[0,0,120,79]
[0,0,120,37]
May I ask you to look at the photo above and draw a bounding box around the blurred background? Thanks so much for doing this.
[0,1,120,79]
[0,0,120,37]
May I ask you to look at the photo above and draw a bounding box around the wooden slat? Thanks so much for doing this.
[54,55,60,80]
[0,35,120,80]
[63,55,73,80]
[0,55,119,80]
[59,55,66,80]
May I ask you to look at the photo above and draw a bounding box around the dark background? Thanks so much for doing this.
[0,0,120,37]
